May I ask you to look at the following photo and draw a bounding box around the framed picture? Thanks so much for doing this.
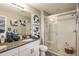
[19,20,26,26]
[10,20,18,26]
[33,15,40,23]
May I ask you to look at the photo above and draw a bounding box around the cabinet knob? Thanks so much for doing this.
[31,48,34,54]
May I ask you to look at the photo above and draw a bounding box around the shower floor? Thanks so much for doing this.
[46,51,57,56]
[47,49,76,56]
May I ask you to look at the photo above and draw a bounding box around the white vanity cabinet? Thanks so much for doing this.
[0,40,40,56]
[18,40,40,56]
[0,48,19,56]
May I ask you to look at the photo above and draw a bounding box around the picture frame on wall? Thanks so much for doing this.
[33,15,40,23]
[31,15,40,39]
[19,20,26,26]
[10,20,18,26]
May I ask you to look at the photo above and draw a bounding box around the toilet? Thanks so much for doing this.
[40,45,48,56]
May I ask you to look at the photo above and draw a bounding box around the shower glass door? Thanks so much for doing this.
[44,14,77,56]
[44,16,58,52]
[57,14,76,55]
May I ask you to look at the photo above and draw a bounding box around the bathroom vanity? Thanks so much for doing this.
[0,4,41,56]
[0,39,40,56]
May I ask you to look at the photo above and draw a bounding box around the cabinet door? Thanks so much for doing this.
[34,46,39,56]
[19,40,40,56]
[18,43,32,56]
[19,48,31,56]
[0,48,18,56]
[19,45,35,56]
[23,46,39,56]
[25,40,40,56]
[31,46,39,56]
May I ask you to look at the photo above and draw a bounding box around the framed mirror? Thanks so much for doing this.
[0,3,31,39]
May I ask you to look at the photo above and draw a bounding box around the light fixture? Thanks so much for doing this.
[50,19,54,22]
[49,17,58,24]
[11,3,26,9]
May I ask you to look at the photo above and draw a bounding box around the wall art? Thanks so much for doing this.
[10,20,18,26]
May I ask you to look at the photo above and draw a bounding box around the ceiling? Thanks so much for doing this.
[29,3,76,15]
[0,4,31,18]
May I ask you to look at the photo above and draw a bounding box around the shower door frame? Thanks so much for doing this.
[44,10,79,56]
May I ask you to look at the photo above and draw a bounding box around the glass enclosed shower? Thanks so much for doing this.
[44,10,79,56]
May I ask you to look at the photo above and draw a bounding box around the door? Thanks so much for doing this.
[48,22,58,51]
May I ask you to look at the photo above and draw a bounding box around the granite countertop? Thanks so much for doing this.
[0,39,36,53]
